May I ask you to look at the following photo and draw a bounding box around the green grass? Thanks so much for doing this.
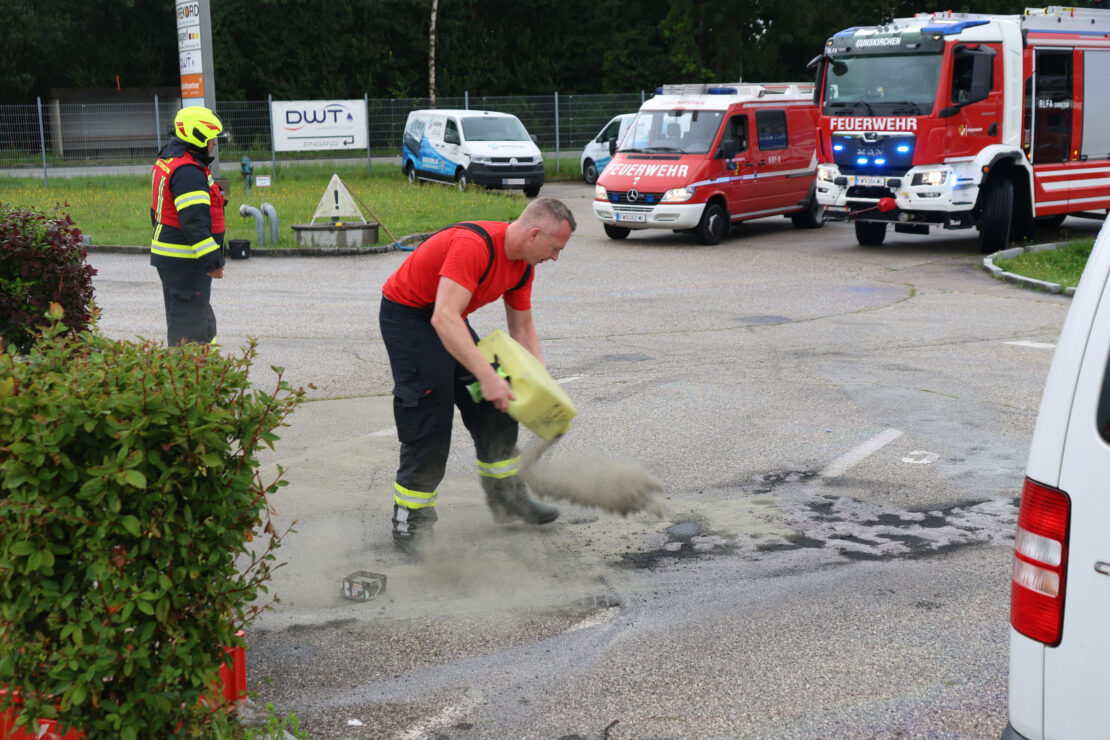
[0,161,579,248]
[994,239,1095,289]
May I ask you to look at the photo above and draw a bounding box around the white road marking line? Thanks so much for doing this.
[369,427,397,437]
[565,606,620,633]
[398,692,482,740]
[556,375,586,385]
[1005,340,1056,350]
[822,428,904,478]
[902,450,939,465]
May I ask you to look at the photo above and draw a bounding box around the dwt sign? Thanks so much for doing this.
[272,100,367,151]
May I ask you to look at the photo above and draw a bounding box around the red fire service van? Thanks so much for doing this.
[592,83,824,245]
[812,6,1110,252]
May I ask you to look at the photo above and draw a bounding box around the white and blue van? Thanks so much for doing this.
[580,113,634,185]
[401,109,544,196]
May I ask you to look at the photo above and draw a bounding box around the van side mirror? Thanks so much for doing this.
[608,137,618,156]
[717,139,739,159]
[444,130,460,145]
[530,134,538,144]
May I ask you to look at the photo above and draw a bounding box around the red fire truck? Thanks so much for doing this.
[812,6,1110,251]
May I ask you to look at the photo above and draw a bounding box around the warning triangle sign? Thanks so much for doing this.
[311,174,367,223]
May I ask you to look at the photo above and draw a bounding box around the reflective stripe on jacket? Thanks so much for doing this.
[150,152,222,260]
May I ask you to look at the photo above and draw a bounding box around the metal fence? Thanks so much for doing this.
[0,92,648,179]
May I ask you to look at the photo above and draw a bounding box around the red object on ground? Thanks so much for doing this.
[0,632,246,739]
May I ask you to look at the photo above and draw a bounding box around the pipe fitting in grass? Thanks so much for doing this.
[239,203,265,246]
[260,202,279,246]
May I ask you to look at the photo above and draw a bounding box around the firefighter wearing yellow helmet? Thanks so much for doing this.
[149,106,228,346]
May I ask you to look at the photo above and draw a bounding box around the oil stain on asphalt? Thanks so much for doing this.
[618,469,1019,569]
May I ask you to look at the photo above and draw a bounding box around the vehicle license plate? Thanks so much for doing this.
[616,213,646,223]
[503,178,525,185]
[856,176,885,186]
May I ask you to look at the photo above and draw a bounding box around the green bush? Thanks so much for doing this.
[0,314,305,739]
[0,203,97,354]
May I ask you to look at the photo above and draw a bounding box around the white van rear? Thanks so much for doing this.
[580,113,634,184]
[401,109,544,196]
[1003,216,1110,739]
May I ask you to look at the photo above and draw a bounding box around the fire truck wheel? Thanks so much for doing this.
[855,221,887,246]
[696,202,728,245]
[583,160,599,185]
[979,177,1014,254]
[791,188,825,229]
[604,224,631,240]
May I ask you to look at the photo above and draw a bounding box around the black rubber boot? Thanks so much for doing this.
[392,504,437,555]
[481,476,559,525]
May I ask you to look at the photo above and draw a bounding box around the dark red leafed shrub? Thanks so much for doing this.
[0,203,96,354]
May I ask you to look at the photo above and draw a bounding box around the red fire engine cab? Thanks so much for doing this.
[812,6,1110,251]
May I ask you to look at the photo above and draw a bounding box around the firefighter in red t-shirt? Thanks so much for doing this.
[379,197,576,555]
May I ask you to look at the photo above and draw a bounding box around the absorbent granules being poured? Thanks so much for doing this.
[520,436,665,518]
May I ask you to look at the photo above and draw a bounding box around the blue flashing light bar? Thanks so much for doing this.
[921,19,989,34]
[875,158,886,166]
[707,87,738,94]
[833,144,845,151]
[857,157,869,165]
[896,144,911,153]
[834,27,864,37]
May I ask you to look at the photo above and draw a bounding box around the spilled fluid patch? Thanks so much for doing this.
[618,519,738,569]
[619,469,1020,570]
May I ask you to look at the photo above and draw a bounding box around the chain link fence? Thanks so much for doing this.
[0,92,648,179]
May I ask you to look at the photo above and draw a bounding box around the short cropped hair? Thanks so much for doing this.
[520,196,577,232]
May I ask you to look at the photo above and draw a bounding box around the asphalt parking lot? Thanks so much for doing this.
[88,182,1102,739]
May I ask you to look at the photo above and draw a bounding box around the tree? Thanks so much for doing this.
[429,0,439,104]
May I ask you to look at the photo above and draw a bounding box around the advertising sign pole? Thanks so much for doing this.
[176,0,220,175]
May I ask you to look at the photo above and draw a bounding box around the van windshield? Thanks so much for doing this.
[462,117,532,142]
[621,110,724,154]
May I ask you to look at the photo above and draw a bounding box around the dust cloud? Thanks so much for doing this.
[520,437,665,518]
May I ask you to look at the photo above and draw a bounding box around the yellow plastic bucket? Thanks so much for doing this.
[476,329,577,439]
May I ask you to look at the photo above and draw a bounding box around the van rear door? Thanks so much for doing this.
[422,115,448,178]
[1040,224,1110,738]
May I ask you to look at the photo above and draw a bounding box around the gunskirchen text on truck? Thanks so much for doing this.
[811,5,1110,252]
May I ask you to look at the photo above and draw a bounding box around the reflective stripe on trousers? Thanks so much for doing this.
[477,456,521,479]
[394,481,437,509]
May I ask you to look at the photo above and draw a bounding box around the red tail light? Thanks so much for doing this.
[1010,477,1070,646]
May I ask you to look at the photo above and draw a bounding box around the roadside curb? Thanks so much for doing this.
[982,242,1076,298]
[85,232,432,257]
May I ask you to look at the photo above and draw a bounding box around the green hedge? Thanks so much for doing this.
[0,315,304,738]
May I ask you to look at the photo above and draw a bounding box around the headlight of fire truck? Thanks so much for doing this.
[595,184,608,200]
[661,186,696,203]
[911,170,948,186]
[817,164,838,182]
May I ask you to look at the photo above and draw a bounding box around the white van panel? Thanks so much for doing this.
[1009,215,1110,740]
[1026,223,1110,484]
[1042,218,1110,738]
[1007,630,1044,740]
